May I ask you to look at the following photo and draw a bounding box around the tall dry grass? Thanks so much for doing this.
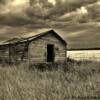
[0,60,100,100]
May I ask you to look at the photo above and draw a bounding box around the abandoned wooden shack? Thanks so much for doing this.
[0,30,67,65]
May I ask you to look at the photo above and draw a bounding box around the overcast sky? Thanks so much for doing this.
[0,0,100,49]
[0,0,99,19]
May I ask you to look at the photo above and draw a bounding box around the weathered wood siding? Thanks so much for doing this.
[0,31,67,65]
[0,42,29,64]
[9,43,29,63]
[0,45,9,63]
[28,33,66,65]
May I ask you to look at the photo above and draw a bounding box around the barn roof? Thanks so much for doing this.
[0,30,67,46]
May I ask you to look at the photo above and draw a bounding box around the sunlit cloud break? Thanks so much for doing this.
[48,0,56,5]
[0,0,30,14]
[11,0,29,6]
[77,6,88,14]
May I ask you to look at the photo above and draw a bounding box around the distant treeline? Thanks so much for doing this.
[68,48,100,51]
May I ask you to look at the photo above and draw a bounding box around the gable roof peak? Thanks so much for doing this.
[0,29,67,46]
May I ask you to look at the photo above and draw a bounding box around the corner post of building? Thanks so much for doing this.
[9,43,11,64]
[65,43,67,64]
[64,43,68,72]
[27,42,30,68]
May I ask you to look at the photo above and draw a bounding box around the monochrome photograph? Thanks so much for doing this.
[0,0,100,100]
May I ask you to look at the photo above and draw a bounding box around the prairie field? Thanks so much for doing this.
[0,60,100,100]
[68,50,100,61]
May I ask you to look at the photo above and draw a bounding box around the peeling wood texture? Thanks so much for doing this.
[29,32,67,65]
[0,30,67,65]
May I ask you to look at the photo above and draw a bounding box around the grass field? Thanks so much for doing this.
[0,60,100,100]
[67,50,100,61]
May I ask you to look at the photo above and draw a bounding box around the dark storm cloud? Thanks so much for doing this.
[0,0,99,26]
[0,0,6,4]
[0,0,98,17]
[29,0,98,18]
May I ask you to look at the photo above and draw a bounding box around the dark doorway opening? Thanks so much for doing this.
[47,44,55,62]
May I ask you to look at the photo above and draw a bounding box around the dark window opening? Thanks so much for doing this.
[47,44,55,62]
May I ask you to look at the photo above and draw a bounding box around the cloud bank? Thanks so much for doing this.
[0,0,98,19]
[0,0,99,27]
